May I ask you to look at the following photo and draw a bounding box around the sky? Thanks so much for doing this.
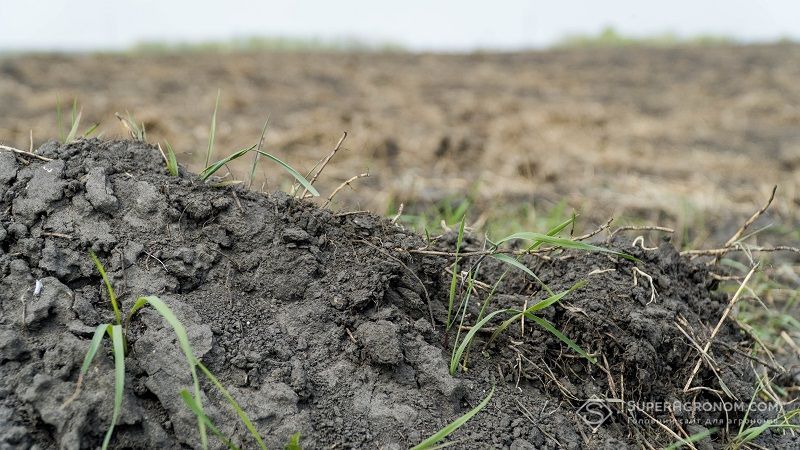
[1,1,798,52]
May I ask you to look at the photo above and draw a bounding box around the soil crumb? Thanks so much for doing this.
[0,140,794,449]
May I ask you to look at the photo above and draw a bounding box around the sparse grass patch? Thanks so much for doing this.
[195,93,319,197]
[164,141,179,176]
[56,97,99,144]
[114,111,147,141]
[728,408,799,449]
[445,215,466,330]
[200,144,318,196]
[392,195,471,235]
[70,253,270,450]
[393,197,581,243]
[443,211,628,375]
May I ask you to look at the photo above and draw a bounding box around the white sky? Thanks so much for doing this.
[1,1,798,52]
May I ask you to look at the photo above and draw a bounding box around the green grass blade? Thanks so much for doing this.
[525,314,596,363]
[285,432,302,450]
[57,96,64,142]
[66,108,82,144]
[497,232,636,261]
[476,269,508,323]
[488,313,523,346]
[451,199,470,223]
[71,98,77,129]
[83,122,100,138]
[164,141,179,176]
[101,325,125,450]
[486,281,588,346]
[80,324,112,374]
[489,253,554,296]
[197,362,267,450]
[127,111,145,141]
[446,215,467,329]
[449,267,479,370]
[739,374,764,435]
[89,251,122,326]
[450,309,506,375]
[248,116,270,189]
[663,427,716,450]
[200,145,256,181]
[528,215,576,250]
[135,296,207,448]
[734,409,799,446]
[477,215,572,323]
[179,390,240,450]
[126,297,150,330]
[411,385,495,450]
[521,280,587,315]
[254,150,319,197]
[206,89,220,168]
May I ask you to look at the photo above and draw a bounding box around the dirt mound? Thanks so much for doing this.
[0,140,793,449]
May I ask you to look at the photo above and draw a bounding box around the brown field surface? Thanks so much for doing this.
[1,44,799,448]
[1,44,799,242]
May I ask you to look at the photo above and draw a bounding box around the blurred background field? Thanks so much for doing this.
[2,0,800,248]
[2,4,799,448]
[1,41,799,246]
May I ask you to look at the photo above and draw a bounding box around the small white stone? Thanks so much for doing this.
[33,279,43,296]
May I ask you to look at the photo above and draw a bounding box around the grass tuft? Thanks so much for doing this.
[728,409,799,448]
[57,97,96,144]
[199,145,256,181]
[450,309,506,374]
[164,141,179,176]
[65,99,83,144]
[446,215,467,330]
[445,210,603,374]
[115,111,146,141]
[76,253,271,449]
[492,281,595,363]
[200,144,319,197]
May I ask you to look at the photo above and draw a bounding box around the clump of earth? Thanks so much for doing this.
[0,140,794,449]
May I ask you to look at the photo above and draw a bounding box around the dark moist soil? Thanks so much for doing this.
[0,139,794,449]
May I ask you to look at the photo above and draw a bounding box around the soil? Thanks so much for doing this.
[0,140,795,449]
[1,45,799,242]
